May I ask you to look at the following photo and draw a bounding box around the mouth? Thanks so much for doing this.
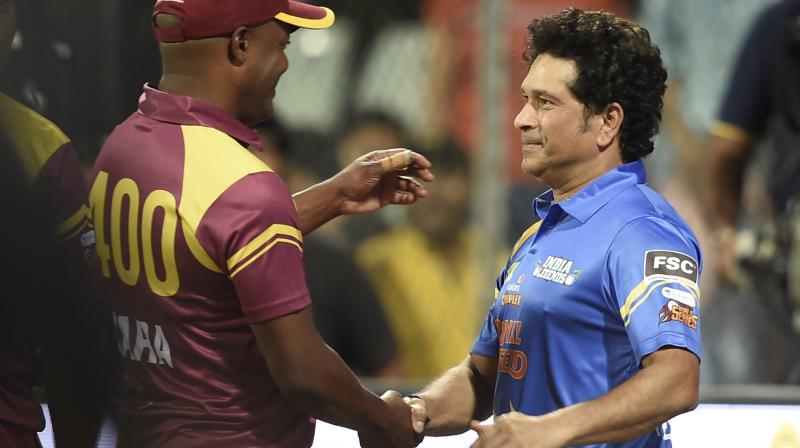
[521,141,542,152]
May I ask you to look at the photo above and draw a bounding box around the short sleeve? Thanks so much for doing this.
[470,268,507,358]
[605,217,702,366]
[198,172,310,324]
[716,3,784,137]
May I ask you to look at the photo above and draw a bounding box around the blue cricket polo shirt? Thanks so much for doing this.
[471,161,702,448]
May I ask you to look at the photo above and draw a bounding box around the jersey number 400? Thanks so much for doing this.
[89,171,179,296]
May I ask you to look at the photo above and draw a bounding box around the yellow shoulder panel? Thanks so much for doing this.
[0,93,70,185]
[511,221,542,257]
[178,125,273,273]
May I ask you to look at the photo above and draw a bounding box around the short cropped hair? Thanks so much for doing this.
[525,8,667,162]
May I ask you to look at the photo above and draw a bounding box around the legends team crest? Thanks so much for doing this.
[533,256,581,286]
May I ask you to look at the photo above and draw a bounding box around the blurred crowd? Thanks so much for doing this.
[1,0,799,442]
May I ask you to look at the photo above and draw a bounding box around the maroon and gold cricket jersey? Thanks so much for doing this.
[0,93,90,447]
[90,85,313,447]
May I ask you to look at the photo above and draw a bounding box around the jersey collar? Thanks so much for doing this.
[137,83,262,150]
[534,161,646,223]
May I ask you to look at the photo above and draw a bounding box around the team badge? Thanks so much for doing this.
[533,256,580,286]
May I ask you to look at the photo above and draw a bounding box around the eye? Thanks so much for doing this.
[538,97,553,107]
[281,39,291,50]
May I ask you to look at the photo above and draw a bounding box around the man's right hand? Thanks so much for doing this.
[359,390,424,448]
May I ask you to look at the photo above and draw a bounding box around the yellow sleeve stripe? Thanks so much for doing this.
[229,237,303,278]
[619,276,700,324]
[710,121,755,144]
[56,204,89,237]
[182,221,224,274]
[511,221,542,257]
[227,224,303,272]
[59,220,88,243]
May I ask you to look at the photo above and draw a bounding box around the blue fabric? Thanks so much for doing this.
[472,161,702,448]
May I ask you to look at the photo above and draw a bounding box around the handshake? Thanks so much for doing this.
[358,390,428,448]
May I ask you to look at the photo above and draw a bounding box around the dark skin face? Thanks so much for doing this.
[0,0,16,64]
[157,18,294,127]
[230,20,293,126]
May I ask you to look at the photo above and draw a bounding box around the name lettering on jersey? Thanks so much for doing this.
[495,319,528,379]
[533,256,580,286]
[113,312,174,368]
[496,319,523,345]
[644,250,698,283]
[497,348,528,380]
[658,300,698,330]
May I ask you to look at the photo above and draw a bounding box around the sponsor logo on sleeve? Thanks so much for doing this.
[658,300,698,330]
[644,250,699,283]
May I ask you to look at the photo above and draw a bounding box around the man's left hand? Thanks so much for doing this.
[332,148,434,215]
[469,412,569,448]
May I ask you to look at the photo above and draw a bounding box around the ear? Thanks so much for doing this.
[597,102,623,148]
[229,26,250,66]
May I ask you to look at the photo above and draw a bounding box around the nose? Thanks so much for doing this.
[514,102,537,131]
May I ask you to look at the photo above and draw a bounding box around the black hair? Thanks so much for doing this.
[525,8,667,162]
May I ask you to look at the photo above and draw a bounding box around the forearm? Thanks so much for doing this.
[416,357,494,436]
[546,350,698,445]
[282,344,390,430]
[292,179,342,235]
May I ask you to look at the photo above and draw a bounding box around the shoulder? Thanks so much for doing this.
[0,93,71,181]
[604,185,701,259]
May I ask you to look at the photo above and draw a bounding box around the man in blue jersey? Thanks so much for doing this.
[398,8,701,448]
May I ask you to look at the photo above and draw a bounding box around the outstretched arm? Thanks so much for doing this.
[252,307,417,447]
[470,347,699,448]
[402,354,497,437]
[292,149,434,234]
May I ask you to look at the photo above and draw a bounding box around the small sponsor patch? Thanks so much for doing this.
[80,230,96,248]
[533,256,581,286]
[661,286,696,308]
[502,292,522,307]
[658,300,698,329]
[645,250,698,283]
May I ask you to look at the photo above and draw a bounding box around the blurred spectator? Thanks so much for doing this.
[638,0,778,385]
[256,119,403,378]
[317,111,412,246]
[0,2,117,445]
[356,143,504,379]
[707,0,800,383]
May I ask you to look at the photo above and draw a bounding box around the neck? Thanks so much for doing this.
[551,155,623,202]
[159,73,237,117]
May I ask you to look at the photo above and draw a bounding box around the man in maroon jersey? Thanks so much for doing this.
[0,0,115,446]
[89,0,433,446]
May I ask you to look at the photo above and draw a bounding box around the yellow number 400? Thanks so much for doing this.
[89,171,180,297]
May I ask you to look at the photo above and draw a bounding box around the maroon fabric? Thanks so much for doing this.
[92,86,314,447]
[0,421,41,448]
[152,0,330,42]
[137,84,262,150]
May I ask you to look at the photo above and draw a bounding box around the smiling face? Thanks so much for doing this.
[513,53,605,187]
[234,20,292,126]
